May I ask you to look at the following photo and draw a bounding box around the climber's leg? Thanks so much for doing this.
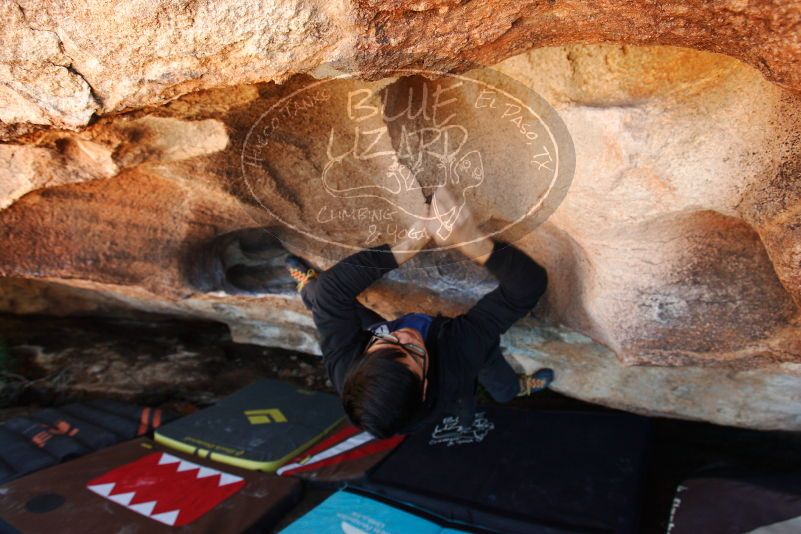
[479,347,555,402]
[517,368,555,397]
[478,346,525,403]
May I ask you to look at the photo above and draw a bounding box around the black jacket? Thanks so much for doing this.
[310,240,548,432]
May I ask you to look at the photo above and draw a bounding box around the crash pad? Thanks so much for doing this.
[276,420,403,484]
[0,399,175,484]
[280,488,477,534]
[361,405,650,534]
[0,438,302,533]
[155,379,344,472]
[668,467,801,534]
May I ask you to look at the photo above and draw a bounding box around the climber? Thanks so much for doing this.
[286,188,554,438]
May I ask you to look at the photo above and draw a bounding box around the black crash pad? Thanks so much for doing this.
[361,405,650,534]
[0,400,175,484]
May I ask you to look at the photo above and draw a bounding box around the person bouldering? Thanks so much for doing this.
[286,188,554,438]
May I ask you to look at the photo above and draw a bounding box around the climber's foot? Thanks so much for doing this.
[286,255,317,292]
[517,368,555,396]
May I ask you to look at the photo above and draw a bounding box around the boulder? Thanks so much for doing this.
[1,1,800,136]
[1,43,800,429]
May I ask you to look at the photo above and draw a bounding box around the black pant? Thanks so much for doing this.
[301,278,521,403]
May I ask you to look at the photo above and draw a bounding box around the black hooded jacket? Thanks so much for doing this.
[310,240,548,432]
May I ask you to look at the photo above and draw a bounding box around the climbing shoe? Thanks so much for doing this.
[286,255,318,292]
[517,368,555,396]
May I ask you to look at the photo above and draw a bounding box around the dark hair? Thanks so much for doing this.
[341,346,423,439]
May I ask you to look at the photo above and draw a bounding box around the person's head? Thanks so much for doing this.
[341,328,429,438]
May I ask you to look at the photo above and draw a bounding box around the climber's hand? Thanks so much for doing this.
[426,187,492,264]
[391,218,431,265]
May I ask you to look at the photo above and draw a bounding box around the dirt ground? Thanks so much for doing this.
[2,313,801,533]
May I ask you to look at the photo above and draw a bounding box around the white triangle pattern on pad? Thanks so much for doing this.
[87,483,116,497]
[217,472,243,487]
[196,466,218,479]
[150,510,180,526]
[87,450,245,526]
[128,501,157,516]
[176,459,201,472]
[108,492,135,506]
[157,453,181,465]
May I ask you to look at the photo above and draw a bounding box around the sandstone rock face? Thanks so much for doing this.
[1,41,800,429]
[1,1,800,138]
[501,45,801,368]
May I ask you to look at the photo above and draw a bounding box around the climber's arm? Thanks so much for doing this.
[389,221,430,265]
[454,240,548,355]
[425,187,547,363]
[312,226,430,393]
[314,222,429,315]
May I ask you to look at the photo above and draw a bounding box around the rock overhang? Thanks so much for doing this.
[1,2,801,429]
